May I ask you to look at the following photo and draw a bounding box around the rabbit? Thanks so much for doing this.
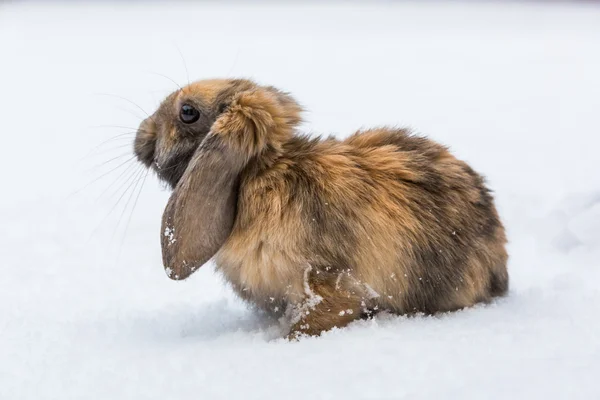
[134,78,508,339]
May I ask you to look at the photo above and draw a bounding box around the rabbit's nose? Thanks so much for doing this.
[138,116,156,136]
[134,117,158,167]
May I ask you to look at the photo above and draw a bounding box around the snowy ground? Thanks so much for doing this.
[1,2,600,399]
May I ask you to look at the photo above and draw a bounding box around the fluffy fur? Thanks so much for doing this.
[134,78,508,338]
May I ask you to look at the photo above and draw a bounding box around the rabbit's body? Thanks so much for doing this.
[216,128,508,329]
[134,78,508,338]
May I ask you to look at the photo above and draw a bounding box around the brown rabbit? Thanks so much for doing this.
[134,78,508,338]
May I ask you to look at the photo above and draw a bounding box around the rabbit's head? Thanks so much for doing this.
[135,79,251,188]
[134,78,302,279]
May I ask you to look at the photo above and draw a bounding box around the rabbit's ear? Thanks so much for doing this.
[160,134,244,280]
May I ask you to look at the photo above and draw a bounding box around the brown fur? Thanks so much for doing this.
[134,78,509,338]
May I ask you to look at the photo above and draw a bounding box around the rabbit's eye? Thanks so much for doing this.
[180,104,200,124]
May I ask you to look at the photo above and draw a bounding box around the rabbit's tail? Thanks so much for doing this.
[489,264,509,297]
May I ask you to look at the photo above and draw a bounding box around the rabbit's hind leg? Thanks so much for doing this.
[287,269,365,339]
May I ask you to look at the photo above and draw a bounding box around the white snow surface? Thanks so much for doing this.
[1,2,600,399]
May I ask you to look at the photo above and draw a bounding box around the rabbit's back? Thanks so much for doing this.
[217,127,508,316]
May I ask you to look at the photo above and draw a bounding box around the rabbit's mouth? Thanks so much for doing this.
[152,145,197,189]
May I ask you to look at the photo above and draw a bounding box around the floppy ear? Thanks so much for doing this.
[160,134,244,280]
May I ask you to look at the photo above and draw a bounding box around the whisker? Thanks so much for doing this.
[87,143,134,158]
[86,153,133,173]
[95,93,154,121]
[97,161,140,202]
[147,71,182,91]
[85,135,134,158]
[114,106,146,122]
[159,159,185,172]
[89,125,141,131]
[111,167,146,246]
[70,156,136,197]
[109,169,145,220]
[226,48,241,77]
[88,166,144,242]
[118,168,150,258]
[174,44,191,86]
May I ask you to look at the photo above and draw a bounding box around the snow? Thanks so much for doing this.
[163,226,176,246]
[1,2,600,399]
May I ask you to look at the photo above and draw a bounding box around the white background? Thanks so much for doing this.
[1,2,599,399]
